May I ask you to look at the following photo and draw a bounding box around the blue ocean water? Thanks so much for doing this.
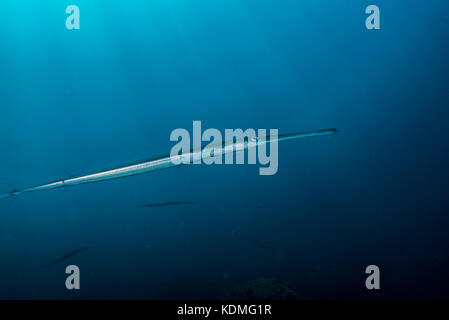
[0,0,448,299]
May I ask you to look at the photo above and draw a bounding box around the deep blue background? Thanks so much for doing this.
[0,0,448,299]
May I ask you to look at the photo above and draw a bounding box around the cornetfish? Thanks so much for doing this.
[44,246,91,267]
[0,128,338,199]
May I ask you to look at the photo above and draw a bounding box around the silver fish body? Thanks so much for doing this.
[0,128,338,199]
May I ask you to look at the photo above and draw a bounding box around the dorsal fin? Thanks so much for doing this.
[0,182,18,193]
[8,184,19,193]
[0,183,18,199]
